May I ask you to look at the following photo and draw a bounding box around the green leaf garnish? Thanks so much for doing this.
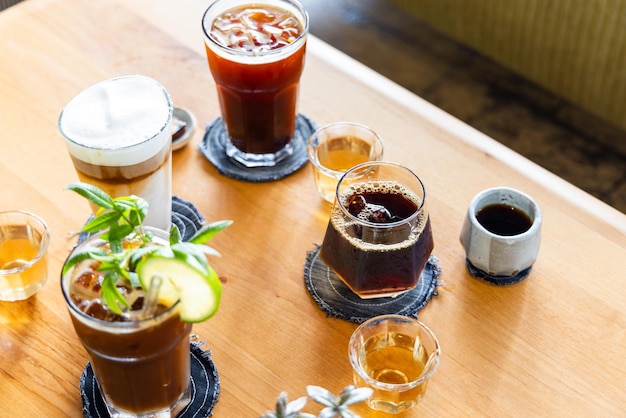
[189,220,233,244]
[65,182,231,318]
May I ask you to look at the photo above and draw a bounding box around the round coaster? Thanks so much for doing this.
[78,195,204,244]
[171,195,205,242]
[304,246,441,324]
[79,342,220,418]
[465,259,531,286]
[198,114,316,182]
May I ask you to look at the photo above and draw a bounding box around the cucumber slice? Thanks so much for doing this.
[137,255,221,323]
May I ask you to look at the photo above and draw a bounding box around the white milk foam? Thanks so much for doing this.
[59,75,172,167]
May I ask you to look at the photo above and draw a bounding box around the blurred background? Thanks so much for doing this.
[300,0,626,214]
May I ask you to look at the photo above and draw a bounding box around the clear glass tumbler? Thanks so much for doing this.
[319,162,434,298]
[348,314,441,414]
[307,122,384,203]
[0,210,49,301]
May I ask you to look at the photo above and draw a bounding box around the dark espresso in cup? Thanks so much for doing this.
[476,203,533,236]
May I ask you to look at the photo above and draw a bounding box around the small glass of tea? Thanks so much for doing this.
[459,186,542,284]
[307,122,384,203]
[0,210,49,301]
[348,314,441,414]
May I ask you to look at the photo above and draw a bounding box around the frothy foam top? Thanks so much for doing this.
[59,75,172,166]
[332,181,428,249]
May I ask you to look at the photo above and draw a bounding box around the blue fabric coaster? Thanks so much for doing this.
[198,114,316,182]
[79,341,220,418]
[171,195,205,242]
[304,245,441,324]
[465,259,531,286]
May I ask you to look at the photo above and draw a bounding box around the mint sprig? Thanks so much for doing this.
[64,182,231,315]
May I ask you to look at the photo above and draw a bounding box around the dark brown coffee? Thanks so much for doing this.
[320,182,434,297]
[476,203,532,236]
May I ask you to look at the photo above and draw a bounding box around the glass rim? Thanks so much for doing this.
[348,314,441,390]
[58,75,173,154]
[0,210,50,275]
[60,228,181,330]
[306,121,384,175]
[468,186,542,239]
[201,0,310,59]
[335,161,427,228]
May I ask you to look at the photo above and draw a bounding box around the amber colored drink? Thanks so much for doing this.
[307,122,384,202]
[61,230,192,417]
[312,136,371,200]
[0,211,49,301]
[320,181,434,298]
[203,0,309,167]
[355,332,429,407]
[349,315,440,414]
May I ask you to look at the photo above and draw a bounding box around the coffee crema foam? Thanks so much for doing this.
[333,180,428,250]
[59,75,172,167]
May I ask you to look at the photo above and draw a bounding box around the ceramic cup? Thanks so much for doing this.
[459,187,542,285]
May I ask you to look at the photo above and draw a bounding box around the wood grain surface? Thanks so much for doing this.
[1,0,625,416]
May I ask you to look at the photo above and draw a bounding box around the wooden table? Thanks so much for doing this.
[1,0,625,416]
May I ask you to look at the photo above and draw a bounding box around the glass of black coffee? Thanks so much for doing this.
[319,162,434,299]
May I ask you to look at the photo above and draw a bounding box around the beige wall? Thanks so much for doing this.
[388,0,626,132]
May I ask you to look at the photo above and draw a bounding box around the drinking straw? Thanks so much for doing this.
[142,275,163,319]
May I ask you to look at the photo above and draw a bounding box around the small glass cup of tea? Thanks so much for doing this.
[459,186,542,285]
[319,161,434,298]
[202,0,309,168]
[348,314,441,414]
[307,122,384,203]
[0,210,49,301]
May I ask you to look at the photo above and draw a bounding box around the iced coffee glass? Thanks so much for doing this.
[58,75,173,231]
[320,162,434,298]
[202,0,309,167]
[61,228,192,417]
[0,211,49,301]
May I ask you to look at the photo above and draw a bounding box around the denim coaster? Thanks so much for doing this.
[78,195,204,244]
[79,341,220,418]
[465,259,531,286]
[304,245,441,324]
[198,114,316,182]
[171,195,205,242]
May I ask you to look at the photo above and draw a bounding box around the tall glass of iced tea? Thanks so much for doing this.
[61,229,192,417]
[320,162,434,298]
[58,75,173,231]
[202,0,309,167]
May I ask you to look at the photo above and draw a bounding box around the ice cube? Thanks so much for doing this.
[249,29,270,46]
[347,194,366,216]
[367,205,392,223]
